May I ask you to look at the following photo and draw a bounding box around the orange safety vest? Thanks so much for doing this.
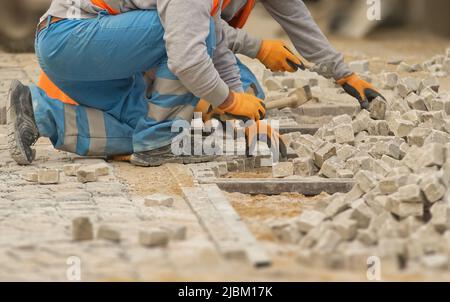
[38,0,255,105]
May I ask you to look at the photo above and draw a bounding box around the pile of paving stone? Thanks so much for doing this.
[266,48,450,271]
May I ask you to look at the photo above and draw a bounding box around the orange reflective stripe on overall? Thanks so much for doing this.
[38,72,79,106]
[212,0,255,28]
[91,0,120,15]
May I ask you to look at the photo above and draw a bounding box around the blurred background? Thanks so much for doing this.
[1,0,449,53]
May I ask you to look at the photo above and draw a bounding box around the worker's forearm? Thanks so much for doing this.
[214,20,244,93]
[261,0,352,80]
[221,19,261,59]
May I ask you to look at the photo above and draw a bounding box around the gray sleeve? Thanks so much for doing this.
[213,19,244,93]
[221,19,261,59]
[157,0,229,107]
[261,0,352,80]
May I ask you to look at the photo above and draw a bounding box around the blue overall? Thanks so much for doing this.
[31,10,264,156]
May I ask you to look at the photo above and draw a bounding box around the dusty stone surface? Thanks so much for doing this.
[2,35,450,281]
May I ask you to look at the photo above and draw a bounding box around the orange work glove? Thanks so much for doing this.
[195,99,214,122]
[257,40,305,73]
[245,121,288,160]
[216,92,266,122]
[337,73,385,109]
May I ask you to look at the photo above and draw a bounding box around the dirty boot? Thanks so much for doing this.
[8,80,40,165]
[130,144,217,167]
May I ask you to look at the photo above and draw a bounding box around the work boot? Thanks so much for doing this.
[130,144,217,167]
[7,80,40,165]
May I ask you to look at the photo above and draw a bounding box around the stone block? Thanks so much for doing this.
[355,171,377,193]
[430,202,450,233]
[21,171,38,183]
[419,175,445,203]
[397,184,424,203]
[372,141,401,159]
[324,194,350,218]
[314,142,336,168]
[401,110,420,125]
[97,225,121,242]
[395,82,410,98]
[424,130,450,145]
[226,160,239,172]
[89,163,110,176]
[264,78,282,91]
[271,222,302,244]
[319,157,343,178]
[357,229,377,246]
[313,229,342,254]
[334,124,355,144]
[372,160,391,177]
[272,162,294,178]
[403,77,419,93]
[390,119,415,138]
[336,145,357,161]
[332,217,358,240]
[293,157,316,177]
[144,193,174,207]
[76,168,97,183]
[349,60,369,73]
[139,229,170,247]
[337,169,354,178]
[407,127,432,147]
[38,169,60,185]
[386,196,424,218]
[397,62,414,73]
[369,97,387,120]
[382,72,398,89]
[332,114,353,126]
[406,93,427,111]
[422,143,445,168]
[351,110,371,133]
[378,177,399,195]
[72,217,93,241]
[419,76,439,93]
[63,164,82,176]
[368,120,390,136]
[350,199,374,229]
[296,210,326,233]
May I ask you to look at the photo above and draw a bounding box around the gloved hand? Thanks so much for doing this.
[217,92,266,121]
[195,100,285,159]
[245,121,288,160]
[337,73,385,109]
[195,99,214,122]
[257,40,305,73]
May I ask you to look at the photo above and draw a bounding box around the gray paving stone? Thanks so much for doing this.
[38,169,60,185]
[144,193,174,207]
[72,217,94,241]
[139,229,170,248]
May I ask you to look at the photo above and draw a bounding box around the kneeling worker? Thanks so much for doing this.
[8,0,266,167]
[8,0,384,167]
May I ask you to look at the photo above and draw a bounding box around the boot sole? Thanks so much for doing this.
[7,80,36,165]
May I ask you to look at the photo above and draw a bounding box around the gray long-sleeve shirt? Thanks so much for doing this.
[41,0,241,107]
[222,0,352,80]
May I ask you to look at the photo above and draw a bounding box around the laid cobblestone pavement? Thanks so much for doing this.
[0,53,238,281]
